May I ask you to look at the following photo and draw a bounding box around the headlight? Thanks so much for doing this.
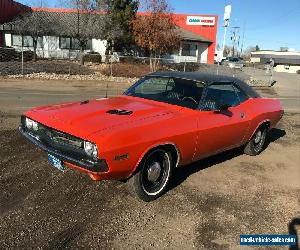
[25,117,39,131]
[25,118,33,129]
[32,121,39,131]
[84,141,98,158]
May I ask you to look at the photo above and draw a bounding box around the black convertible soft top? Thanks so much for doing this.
[147,71,260,98]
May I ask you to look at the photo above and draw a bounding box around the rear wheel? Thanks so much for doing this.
[244,126,267,156]
[127,148,172,202]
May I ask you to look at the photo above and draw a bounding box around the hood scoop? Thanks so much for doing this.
[80,100,89,105]
[106,109,133,115]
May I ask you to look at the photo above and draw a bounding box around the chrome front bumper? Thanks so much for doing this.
[19,126,108,173]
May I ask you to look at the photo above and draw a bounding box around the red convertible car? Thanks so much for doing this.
[20,72,283,201]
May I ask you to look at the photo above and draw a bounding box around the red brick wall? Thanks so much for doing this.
[138,12,218,64]
[0,0,31,24]
[172,14,218,64]
[0,32,3,46]
[0,0,31,46]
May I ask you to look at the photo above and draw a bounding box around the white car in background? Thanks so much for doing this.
[214,51,226,64]
[224,57,245,69]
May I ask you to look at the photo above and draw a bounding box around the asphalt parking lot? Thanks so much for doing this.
[0,73,299,249]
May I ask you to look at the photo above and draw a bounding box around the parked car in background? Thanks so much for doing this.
[214,50,226,64]
[224,57,245,69]
[19,72,283,201]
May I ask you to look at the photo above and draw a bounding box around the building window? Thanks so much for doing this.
[59,37,71,49]
[37,37,43,48]
[181,43,197,57]
[86,39,92,50]
[23,36,33,47]
[12,35,22,46]
[11,35,43,48]
[71,38,80,50]
[59,37,92,50]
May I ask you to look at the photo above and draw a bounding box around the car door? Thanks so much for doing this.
[194,82,250,160]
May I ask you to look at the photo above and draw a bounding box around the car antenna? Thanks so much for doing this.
[105,81,109,98]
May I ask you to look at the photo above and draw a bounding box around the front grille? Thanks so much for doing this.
[20,116,108,173]
[50,131,83,148]
[21,116,87,160]
[45,129,83,149]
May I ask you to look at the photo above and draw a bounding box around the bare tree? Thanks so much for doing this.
[14,11,51,61]
[241,46,257,60]
[7,0,120,65]
[65,0,122,64]
[223,45,231,57]
[280,47,288,52]
[68,0,104,65]
[132,0,180,71]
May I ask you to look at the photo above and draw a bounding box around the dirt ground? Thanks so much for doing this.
[0,72,299,249]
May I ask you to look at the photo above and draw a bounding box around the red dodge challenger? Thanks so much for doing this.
[20,72,283,201]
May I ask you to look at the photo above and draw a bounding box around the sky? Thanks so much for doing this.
[17,0,300,52]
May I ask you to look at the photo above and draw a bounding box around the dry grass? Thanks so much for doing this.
[0,60,94,76]
[98,62,156,78]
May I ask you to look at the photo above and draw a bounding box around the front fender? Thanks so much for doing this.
[128,141,182,177]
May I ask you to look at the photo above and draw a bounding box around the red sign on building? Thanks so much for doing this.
[174,14,218,64]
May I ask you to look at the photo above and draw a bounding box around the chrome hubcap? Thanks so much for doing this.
[147,162,162,182]
[254,130,262,143]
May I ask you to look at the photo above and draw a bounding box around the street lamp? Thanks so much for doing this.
[222,5,231,57]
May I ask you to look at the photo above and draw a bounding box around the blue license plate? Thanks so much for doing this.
[48,154,64,172]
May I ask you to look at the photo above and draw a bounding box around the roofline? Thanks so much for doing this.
[182,39,212,43]
[251,50,300,54]
[31,8,218,17]
[138,11,218,17]
[147,74,233,84]
[32,7,77,13]
[32,7,105,14]
[146,71,236,83]
[145,72,209,84]
[145,71,260,98]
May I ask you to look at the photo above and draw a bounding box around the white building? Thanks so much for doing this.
[0,9,214,64]
[251,50,300,74]
[4,33,107,60]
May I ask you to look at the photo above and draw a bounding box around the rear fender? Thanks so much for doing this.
[249,119,271,140]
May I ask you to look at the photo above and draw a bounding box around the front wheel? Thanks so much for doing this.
[244,126,267,156]
[127,148,172,202]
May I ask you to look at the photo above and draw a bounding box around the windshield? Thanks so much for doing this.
[228,57,240,62]
[124,76,205,109]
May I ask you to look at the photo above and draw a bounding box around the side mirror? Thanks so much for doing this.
[214,103,230,113]
[219,103,230,111]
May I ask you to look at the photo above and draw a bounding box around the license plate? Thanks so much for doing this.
[48,154,64,172]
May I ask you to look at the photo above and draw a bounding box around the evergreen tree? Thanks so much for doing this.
[99,0,138,53]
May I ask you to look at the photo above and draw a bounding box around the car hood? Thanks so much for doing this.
[25,96,177,139]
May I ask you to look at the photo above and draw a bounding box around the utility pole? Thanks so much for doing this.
[240,22,246,56]
[230,26,240,57]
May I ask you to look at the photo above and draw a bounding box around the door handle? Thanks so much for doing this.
[240,112,245,118]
